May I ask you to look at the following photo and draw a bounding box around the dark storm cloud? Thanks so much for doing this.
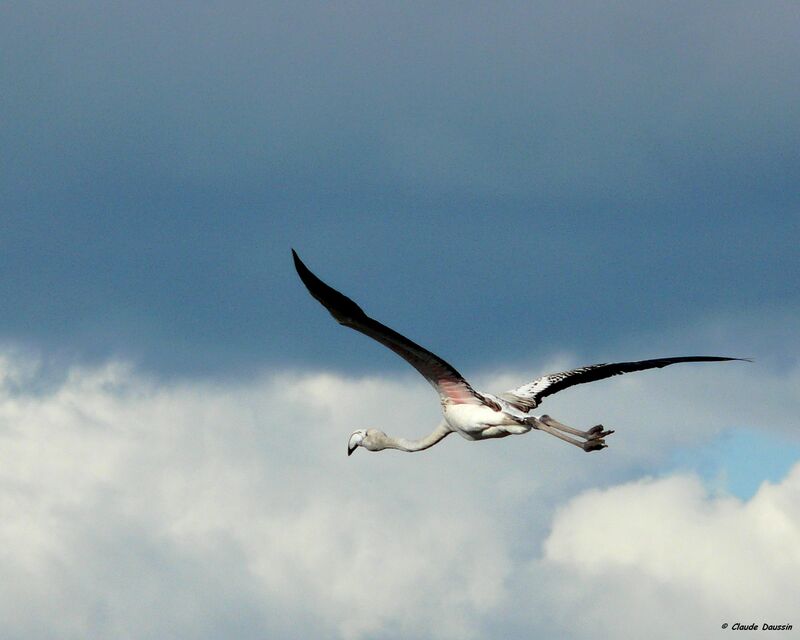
[1,1,798,374]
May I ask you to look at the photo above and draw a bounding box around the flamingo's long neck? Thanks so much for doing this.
[380,421,451,452]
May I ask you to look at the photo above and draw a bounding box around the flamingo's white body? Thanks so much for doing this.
[443,403,528,439]
[292,250,746,456]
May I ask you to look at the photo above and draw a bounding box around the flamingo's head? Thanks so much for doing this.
[347,429,385,456]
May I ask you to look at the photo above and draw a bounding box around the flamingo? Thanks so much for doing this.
[292,250,746,456]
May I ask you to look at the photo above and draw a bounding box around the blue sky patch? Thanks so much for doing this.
[667,428,800,500]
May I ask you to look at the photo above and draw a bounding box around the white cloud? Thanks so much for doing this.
[538,467,800,638]
[0,359,511,640]
[0,351,798,639]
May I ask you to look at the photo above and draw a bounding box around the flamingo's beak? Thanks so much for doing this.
[347,431,363,456]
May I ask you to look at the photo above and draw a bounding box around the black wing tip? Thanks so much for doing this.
[652,356,752,366]
[291,248,307,274]
[689,356,752,363]
[290,249,367,322]
[291,249,323,290]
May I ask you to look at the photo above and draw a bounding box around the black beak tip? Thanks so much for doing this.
[347,446,355,457]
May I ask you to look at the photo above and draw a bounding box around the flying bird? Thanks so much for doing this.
[292,250,746,456]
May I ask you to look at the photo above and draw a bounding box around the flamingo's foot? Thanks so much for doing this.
[582,439,607,452]
[536,415,615,453]
[587,424,615,440]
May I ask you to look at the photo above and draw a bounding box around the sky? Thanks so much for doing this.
[1,2,799,639]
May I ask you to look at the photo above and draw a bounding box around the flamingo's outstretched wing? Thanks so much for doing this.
[293,250,492,407]
[499,356,749,412]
